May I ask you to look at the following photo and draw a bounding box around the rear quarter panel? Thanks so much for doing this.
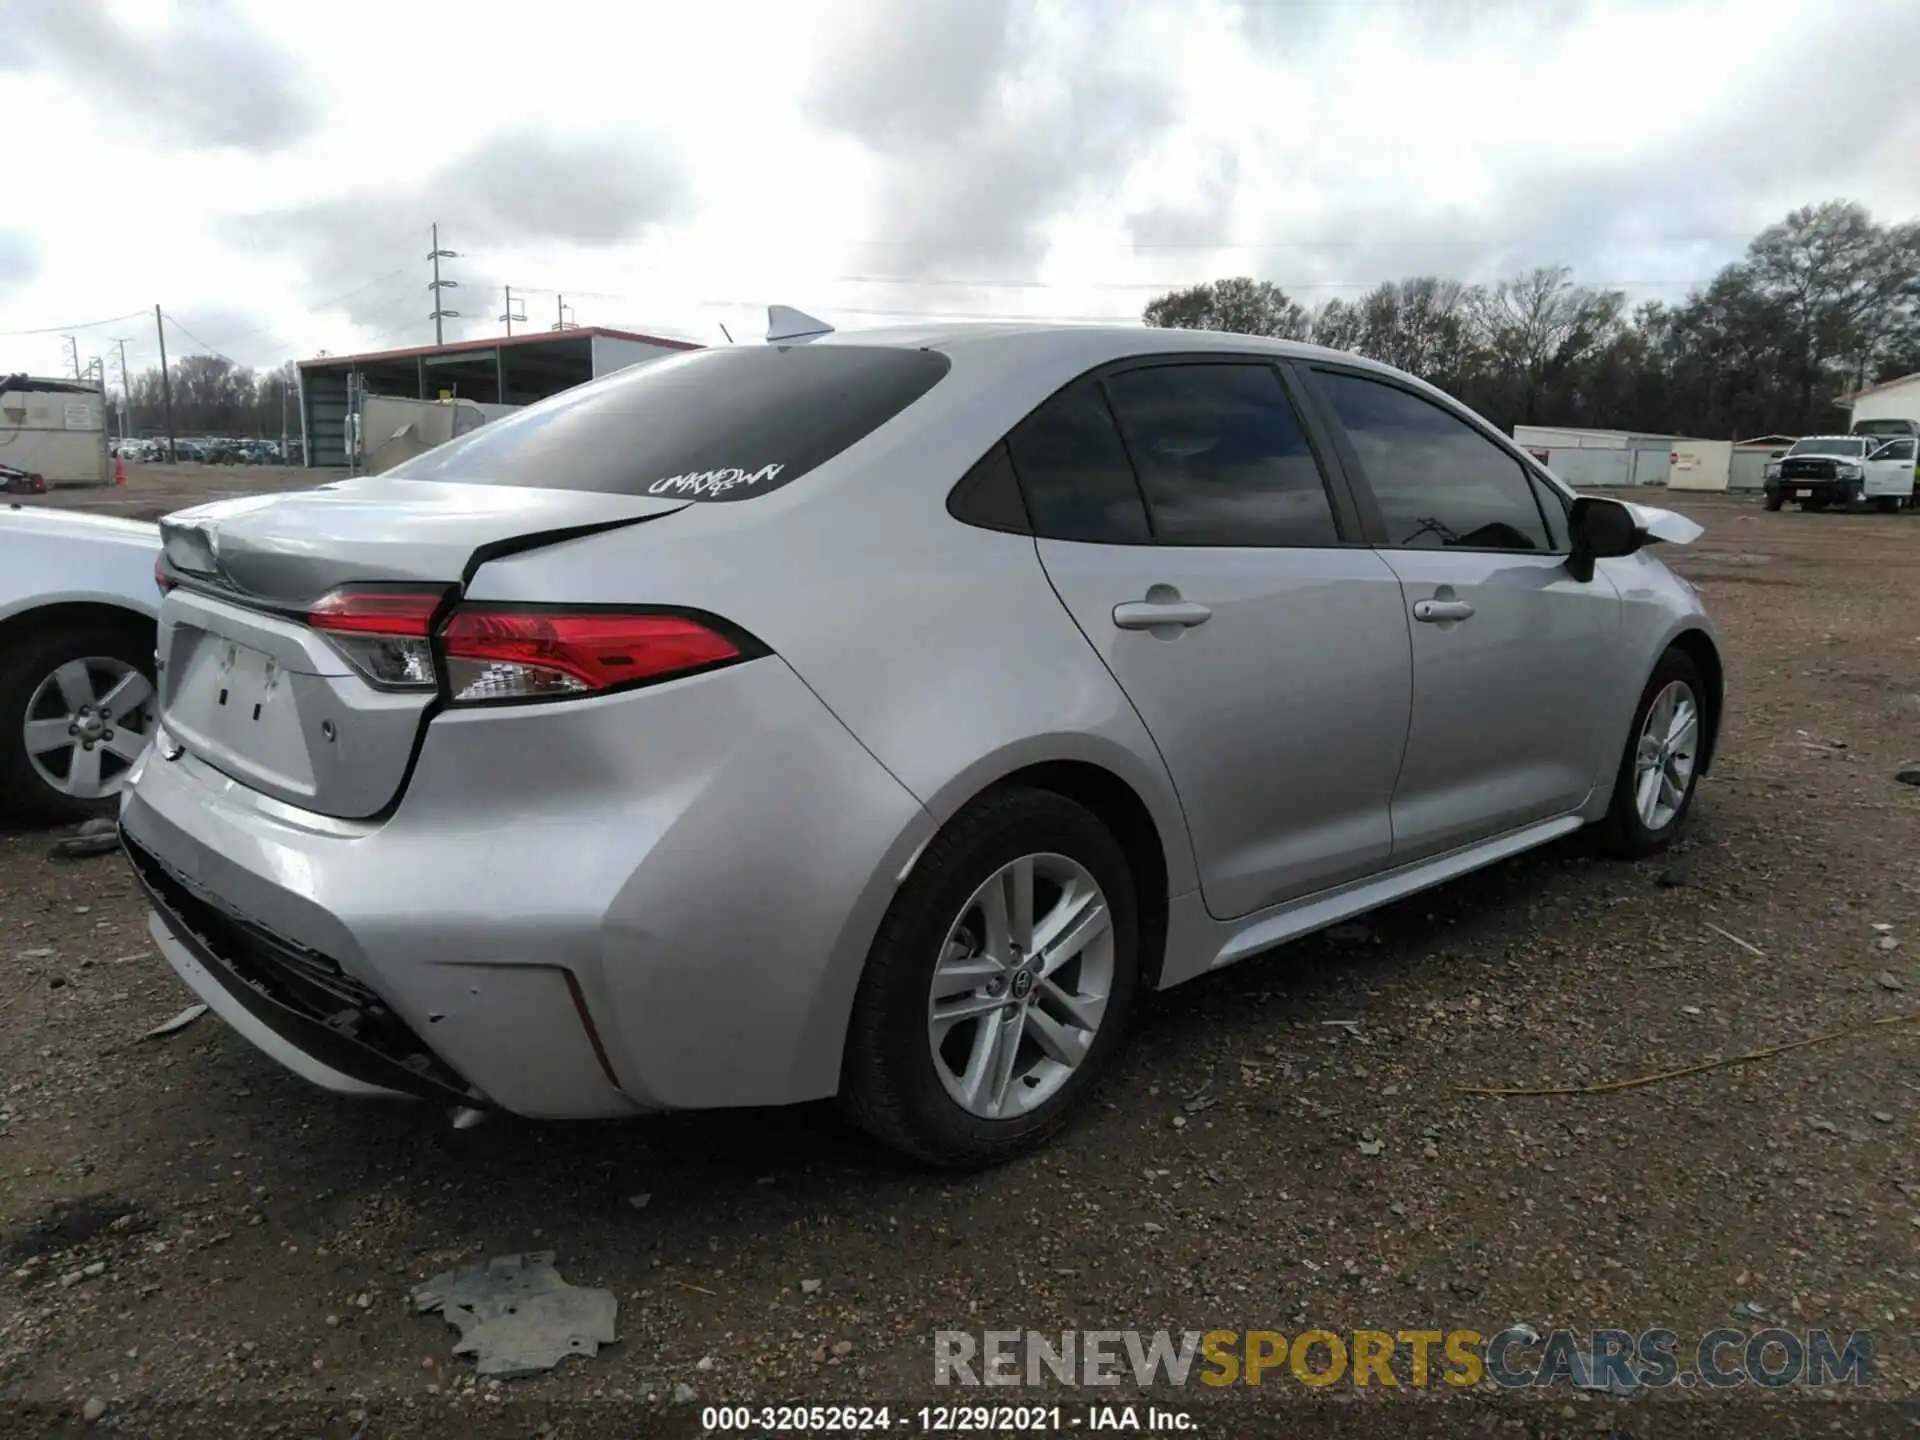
[461,350,1202,899]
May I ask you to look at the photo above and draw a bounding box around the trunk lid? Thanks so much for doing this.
[153,476,689,819]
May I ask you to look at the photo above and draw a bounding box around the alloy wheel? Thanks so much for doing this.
[926,853,1115,1120]
[1633,679,1698,830]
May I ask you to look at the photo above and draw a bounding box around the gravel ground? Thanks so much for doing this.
[24,463,339,523]
[2,489,1917,1439]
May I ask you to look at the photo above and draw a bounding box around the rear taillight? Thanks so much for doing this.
[308,587,446,689]
[307,590,750,702]
[154,558,173,595]
[439,608,741,704]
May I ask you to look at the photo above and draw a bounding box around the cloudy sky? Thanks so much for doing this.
[3,0,1917,382]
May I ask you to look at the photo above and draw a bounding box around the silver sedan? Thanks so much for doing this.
[121,321,1722,1167]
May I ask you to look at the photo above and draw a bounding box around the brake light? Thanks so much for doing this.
[154,558,173,595]
[308,587,446,689]
[439,608,741,704]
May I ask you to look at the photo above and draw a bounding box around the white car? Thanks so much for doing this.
[0,503,161,824]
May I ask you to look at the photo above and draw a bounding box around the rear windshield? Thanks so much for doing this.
[1786,437,1866,457]
[386,344,951,499]
[1855,419,1917,436]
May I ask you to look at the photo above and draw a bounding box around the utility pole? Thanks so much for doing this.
[61,335,81,380]
[551,295,576,331]
[154,305,176,464]
[427,223,460,346]
[498,285,527,336]
[112,338,132,436]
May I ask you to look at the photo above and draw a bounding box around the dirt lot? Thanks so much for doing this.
[26,463,340,524]
[2,488,1917,1438]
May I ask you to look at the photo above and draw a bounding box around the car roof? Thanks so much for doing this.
[808,321,1433,417]
[812,320,1380,371]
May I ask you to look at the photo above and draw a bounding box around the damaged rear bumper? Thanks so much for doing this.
[126,829,476,1105]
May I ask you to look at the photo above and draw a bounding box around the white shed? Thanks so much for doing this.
[1511,426,1677,487]
[0,376,109,485]
[1666,438,1733,491]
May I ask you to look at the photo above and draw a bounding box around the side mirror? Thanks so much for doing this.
[1567,495,1641,582]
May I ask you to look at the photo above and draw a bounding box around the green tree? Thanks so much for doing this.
[1142,277,1312,339]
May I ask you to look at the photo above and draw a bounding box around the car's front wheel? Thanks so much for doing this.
[0,617,156,826]
[1597,648,1706,859]
[1761,490,1784,511]
[841,786,1141,1169]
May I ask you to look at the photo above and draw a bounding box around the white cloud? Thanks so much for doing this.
[1,0,1915,380]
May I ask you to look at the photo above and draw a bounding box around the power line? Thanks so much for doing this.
[160,311,244,367]
[183,264,420,352]
[0,308,149,337]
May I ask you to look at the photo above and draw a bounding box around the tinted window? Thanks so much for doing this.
[386,344,951,498]
[1528,472,1571,550]
[1006,380,1151,543]
[1875,439,1916,461]
[946,443,1032,533]
[1104,364,1339,546]
[1316,371,1550,552]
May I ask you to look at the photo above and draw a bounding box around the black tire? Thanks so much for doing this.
[1761,491,1783,512]
[840,786,1142,1169]
[1596,648,1707,859]
[0,617,155,828]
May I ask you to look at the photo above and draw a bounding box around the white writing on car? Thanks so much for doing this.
[647,463,785,498]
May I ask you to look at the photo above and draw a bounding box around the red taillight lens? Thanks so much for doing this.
[309,589,441,636]
[154,558,173,595]
[439,609,741,704]
[308,587,447,689]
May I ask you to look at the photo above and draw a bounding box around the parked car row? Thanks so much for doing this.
[11,317,1724,1169]
[113,437,301,465]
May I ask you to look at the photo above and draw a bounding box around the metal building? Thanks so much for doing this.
[1511,426,1680,488]
[1847,372,1920,431]
[294,327,701,468]
[1730,435,1798,491]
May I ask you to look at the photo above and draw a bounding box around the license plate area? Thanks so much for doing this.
[163,629,318,791]
[1795,489,1811,498]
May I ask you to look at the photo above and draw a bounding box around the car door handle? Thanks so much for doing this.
[1412,598,1476,623]
[1113,599,1213,630]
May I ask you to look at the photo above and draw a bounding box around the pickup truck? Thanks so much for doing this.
[1762,434,1917,512]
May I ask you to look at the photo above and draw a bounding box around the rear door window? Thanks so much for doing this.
[1102,363,1340,546]
[387,345,951,499]
[1006,380,1152,543]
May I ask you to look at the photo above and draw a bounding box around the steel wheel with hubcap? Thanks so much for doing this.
[24,657,153,803]
[842,786,1141,1168]
[927,852,1114,1120]
[1,620,157,826]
